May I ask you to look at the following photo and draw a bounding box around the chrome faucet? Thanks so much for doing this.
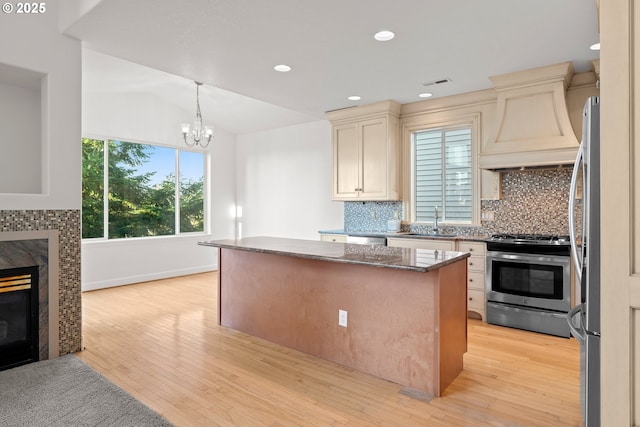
[433,206,439,234]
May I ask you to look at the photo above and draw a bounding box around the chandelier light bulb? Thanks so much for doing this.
[182,81,213,148]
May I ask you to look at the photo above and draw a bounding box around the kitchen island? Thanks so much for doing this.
[199,236,470,396]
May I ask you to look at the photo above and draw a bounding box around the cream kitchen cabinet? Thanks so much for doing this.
[481,169,502,200]
[320,233,347,243]
[327,100,401,201]
[388,237,487,321]
[458,241,487,321]
[386,237,455,251]
[480,62,582,169]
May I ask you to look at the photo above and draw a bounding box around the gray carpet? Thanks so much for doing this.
[0,355,174,427]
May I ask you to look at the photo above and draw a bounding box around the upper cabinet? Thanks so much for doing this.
[480,61,598,169]
[327,100,401,201]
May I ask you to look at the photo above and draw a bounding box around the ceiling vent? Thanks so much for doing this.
[422,78,451,87]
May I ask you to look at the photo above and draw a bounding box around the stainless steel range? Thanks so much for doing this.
[486,234,571,337]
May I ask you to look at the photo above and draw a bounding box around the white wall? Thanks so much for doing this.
[81,90,236,291]
[0,2,81,209]
[0,83,41,193]
[236,120,343,240]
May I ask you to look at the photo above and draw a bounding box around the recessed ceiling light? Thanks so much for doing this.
[274,64,292,72]
[374,30,395,42]
[418,92,433,98]
[590,42,600,51]
[348,95,361,101]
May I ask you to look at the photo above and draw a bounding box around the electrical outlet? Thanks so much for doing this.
[482,211,495,221]
[338,309,348,327]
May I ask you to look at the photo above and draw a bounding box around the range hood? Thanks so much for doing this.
[480,62,581,170]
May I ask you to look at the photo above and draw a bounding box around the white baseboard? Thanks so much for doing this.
[81,265,217,291]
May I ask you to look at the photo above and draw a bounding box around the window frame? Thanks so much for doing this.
[402,114,481,226]
[81,135,209,241]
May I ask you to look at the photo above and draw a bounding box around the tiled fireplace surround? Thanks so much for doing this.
[0,210,82,359]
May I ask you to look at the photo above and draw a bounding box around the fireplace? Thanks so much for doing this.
[0,210,82,360]
[0,266,39,370]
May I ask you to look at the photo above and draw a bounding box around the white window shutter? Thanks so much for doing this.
[414,127,472,223]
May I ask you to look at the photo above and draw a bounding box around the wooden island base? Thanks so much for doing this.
[218,247,467,396]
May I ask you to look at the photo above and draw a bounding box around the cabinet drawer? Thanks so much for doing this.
[467,255,485,272]
[458,241,486,256]
[468,270,485,290]
[468,289,485,311]
[320,234,347,243]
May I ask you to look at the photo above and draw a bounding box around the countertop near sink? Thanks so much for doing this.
[318,229,490,242]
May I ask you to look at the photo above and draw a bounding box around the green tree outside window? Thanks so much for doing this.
[81,138,205,239]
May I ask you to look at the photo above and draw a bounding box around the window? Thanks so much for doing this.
[82,138,205,239]
[412,126,472,223]
[179,151,205,233]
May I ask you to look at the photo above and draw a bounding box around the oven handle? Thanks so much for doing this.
[568,142,583,282]
[486,251,570,265]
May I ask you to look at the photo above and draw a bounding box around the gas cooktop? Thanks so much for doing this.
[488,234,571,245]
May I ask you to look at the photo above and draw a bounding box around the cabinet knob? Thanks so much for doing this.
[469,248,474,252]
[469,278,473,282]
[469,262,473,266]
[469,297,473,301]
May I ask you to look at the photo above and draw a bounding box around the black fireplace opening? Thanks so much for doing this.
[0,265,39,371]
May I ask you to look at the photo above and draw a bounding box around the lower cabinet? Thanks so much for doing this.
[388,237,487,321]
[458,241,487,321]
[386,237,455,251]
[320,233,348,243]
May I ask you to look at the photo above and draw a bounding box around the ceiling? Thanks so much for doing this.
[67,0,600,135]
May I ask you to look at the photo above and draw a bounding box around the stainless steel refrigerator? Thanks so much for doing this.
[568,95,600,426]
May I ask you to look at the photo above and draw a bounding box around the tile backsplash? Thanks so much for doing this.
[344,168,575,236]
[344,201,403,232]
[482,168,574,235]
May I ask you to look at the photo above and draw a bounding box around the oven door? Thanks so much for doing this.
[486,251,571,313]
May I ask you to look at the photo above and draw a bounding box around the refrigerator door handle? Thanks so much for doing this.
[569,143,584,282]
[568,303,586,343]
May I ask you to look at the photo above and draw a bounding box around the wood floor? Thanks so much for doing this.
[77,272,582,427]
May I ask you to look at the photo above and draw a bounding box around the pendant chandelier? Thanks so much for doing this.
[181,81,213,148]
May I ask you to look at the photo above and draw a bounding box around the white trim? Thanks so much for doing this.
[82,232,212,247]
[81,136,209,239]
[402,114,481,225]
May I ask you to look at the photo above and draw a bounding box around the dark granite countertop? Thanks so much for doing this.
[199,236,470,273]
[318,229,490,243]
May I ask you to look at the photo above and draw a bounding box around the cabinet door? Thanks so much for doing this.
[333,122,360,199]
[481,170,502,200]
[600,1,639,423]
[386,238,455,251]
[359,118,388,199]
